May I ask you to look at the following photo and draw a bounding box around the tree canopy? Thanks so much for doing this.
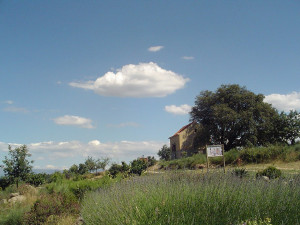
[190,84,289,150]
[157,145,171,161]
[2,145,33,187]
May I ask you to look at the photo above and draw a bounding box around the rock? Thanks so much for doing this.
[9,192,19,198]
[75,216,84,225]
[0,199,8,205]
[8,195,26,204]
[262,176,270,181]
[19,184,38,195]
[194,164,206,169]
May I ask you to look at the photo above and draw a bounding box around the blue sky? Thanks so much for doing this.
[1,1,300,170]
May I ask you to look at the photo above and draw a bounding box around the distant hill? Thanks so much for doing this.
[0,168,60,178]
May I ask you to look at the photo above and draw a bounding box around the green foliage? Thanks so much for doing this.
[0,176,11,190]
[232,168,248,178]
[278,110,300,145]
[157,145,171,161]
[69,164,79,174]
[25,173,47,186]
[238,218,272,225]
[2,145,33,188]
[130,159,147,176]
[146,156,157,167]
[95,157,110,173]
[160,144,300,170]
[0,204,29,225]
[81,172,300,225]
[85,156,96,173]
[68,175,112,199]
[49,171,64,183]
[108,162,130,178]
[190,84,283,150]
[239,146,284,163]
[78,163,88,175]
[23,193,79,225]
[256,166,282,179]
[160,153,207,170]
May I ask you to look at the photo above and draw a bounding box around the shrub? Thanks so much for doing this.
[26,173,47,186]
[130,159,147,175]
[232,168,248,178]
[108,162,130,178]
[0,176,11,190]
[0,205,28,225]
[23,193,79,225]
[256,166,282,179]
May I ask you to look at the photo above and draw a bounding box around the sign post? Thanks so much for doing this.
[206,144,225,173]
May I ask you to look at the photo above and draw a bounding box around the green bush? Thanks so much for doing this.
[26,173,47,186]
[232,168,248,178]
[108,162,130,178]
[0,176,11,190]
[23,193,79,225]
[256,166,282,179]
[0,205,29,225]
[130,159,147,175]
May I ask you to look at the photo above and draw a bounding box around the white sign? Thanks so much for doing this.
[207,145,223,157]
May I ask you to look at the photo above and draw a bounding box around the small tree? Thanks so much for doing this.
[69,164,79,174]
[130,159,147,176]
[3,145,34,188]
[158,145,171,161]
[78,163,88,175]
[85,156,96,173]
[95,157,110,173]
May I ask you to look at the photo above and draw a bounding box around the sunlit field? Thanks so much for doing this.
[81,171,300,225]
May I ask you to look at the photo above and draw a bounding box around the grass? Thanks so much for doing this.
[0,184,38,225]
[159,144,300,170]
[81,171,300,225]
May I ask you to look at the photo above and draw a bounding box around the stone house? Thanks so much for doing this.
[169,121,200,159]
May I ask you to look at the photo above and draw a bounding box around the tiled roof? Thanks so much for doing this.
[169,121,195,138]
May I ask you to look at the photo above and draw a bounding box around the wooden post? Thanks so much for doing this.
[206,145,209,173]
[222,144,225,173]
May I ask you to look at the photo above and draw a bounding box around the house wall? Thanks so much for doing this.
[170,135,180,159]
[170,122,200,159]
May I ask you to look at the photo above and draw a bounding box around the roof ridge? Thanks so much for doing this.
[169,121,195,138]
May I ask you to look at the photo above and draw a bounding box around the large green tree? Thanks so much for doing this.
[3,145,34,187]
[278,110,300,145]
[157,145,171,161]
[190,84,282,150]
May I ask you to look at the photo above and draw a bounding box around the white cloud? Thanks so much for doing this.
[53,115,94,129]
[165,104,192,115]
[4,100,13,104]
[69,62,189,98]
[3,106,29,113]
[0,140,166,169]
[264,92,300,112]
[182,56,194,60]
[148,46,164,52]
[107,122,140,128]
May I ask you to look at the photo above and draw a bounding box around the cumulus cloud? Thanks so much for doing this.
[182,56,194,60]
[0,140,166,169]
[53,115,94,128]
[165,104,192,115]
[264,92,300,112]
[148,46,164,52]
[69,62,189,98]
